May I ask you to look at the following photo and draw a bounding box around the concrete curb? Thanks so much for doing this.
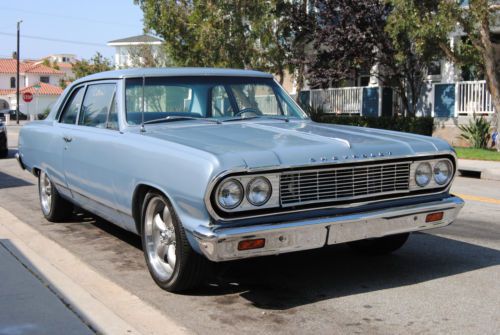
[0,206,191,335]
[458,159,500,181]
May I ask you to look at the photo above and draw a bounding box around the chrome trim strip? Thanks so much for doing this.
[194,195,464,261]
[15,153,25,170]
[204,151,458,221]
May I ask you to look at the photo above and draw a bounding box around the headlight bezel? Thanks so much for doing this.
[410,158,455,190]
[213,173,280,212]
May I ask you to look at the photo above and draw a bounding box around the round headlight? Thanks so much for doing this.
[434,160,452,185]
[246,177,272,206]
[217,179,243,209]
[415,162,432,187]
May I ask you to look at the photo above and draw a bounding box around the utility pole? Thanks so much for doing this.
[16,20,22,125]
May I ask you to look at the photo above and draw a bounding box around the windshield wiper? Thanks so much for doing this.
[222,115,290,123]
[143,116,222,125]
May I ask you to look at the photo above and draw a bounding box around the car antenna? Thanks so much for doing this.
[140,75,146,133]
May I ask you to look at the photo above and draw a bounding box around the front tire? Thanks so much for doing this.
[348,233,410,255]
[38,171,73,222]
[141,191,209,292]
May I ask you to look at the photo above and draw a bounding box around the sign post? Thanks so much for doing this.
[34,84,40,120]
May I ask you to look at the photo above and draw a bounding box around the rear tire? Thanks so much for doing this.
[141,191,209,292]
[0,149,7,158]
[348,233,410,255]
[38,171,73,222]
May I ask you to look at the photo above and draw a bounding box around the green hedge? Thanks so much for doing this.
[312,114,434,136]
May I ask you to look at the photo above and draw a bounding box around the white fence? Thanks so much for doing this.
[310,87,363,114]
[456,80,495,116]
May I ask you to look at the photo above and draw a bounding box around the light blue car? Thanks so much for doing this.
[16,68,464,292]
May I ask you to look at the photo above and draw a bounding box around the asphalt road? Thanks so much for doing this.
[1,136,499,334]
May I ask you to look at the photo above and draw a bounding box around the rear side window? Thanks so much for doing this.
[60,87,85,124]
[79,84,116,128]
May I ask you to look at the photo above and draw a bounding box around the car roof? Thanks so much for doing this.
[73,67,274,85]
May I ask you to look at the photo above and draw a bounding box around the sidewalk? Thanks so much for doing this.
[458,159,500,181]
[0,206,189,335]
[0,241,94,335]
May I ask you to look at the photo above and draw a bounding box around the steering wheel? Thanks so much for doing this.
[234,107,263,118]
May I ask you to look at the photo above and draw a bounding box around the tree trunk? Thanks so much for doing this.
[295,62,305,104]
[477,2,500,151]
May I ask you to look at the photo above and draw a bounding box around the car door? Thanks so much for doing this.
[61,81,125,226]
[55,84,86,199]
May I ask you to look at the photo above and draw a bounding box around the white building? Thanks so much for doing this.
[107,34,163,68]
[0,58,64,116]
[41,53,78,80]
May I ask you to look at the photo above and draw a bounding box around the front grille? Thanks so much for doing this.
[280,162,411,206]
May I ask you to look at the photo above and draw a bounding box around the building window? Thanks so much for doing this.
[10,77,16,88]
[40,76,50,83]
[428,61,442,76]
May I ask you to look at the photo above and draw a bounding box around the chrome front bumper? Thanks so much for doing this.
[193,196,464,262]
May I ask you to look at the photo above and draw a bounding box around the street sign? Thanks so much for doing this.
[22,92,33,103]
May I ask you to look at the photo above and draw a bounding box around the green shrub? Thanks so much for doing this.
[458,116,491,149]
[37,107,51,120]
[311,111,434,136]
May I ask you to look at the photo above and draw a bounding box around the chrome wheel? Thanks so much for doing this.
[144,196,177,281]
[40,171,52,215]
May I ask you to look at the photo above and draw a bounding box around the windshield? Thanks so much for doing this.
[125,76,307,125]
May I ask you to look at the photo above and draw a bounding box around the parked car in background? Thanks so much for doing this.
[0,121,7,158]
[16,68,464,292]
[0,109,28,121]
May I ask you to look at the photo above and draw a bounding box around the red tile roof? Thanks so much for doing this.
[56,62,73,69]
[20,82,63,95]
[0,83,63,96]
[0,59,64,75]
[0,89,15,95]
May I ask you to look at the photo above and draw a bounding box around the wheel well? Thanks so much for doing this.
[132,184,165,235]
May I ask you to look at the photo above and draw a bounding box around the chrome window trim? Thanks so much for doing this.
[204,150,458,222]
[77,82,118,128]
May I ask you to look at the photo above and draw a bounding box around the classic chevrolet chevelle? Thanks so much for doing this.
[17,68,464,292]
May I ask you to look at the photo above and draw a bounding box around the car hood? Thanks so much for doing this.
[140,119,451,169]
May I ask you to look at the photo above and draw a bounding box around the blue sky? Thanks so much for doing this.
[0,0,144,61]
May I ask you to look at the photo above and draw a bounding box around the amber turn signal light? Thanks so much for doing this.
[426,212,444,223]
[238,238,265,251]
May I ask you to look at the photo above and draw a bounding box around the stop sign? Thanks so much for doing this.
[23,92,33,103]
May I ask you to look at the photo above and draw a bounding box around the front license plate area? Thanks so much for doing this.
[327,215,424,245]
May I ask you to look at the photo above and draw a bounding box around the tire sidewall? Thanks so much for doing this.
[38,171,54,218]
[140,192,183,289]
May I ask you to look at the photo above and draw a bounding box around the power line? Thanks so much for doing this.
[0,32,106,47]
[0,6,139,28]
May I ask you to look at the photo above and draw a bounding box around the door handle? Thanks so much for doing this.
[63,136,73,143]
